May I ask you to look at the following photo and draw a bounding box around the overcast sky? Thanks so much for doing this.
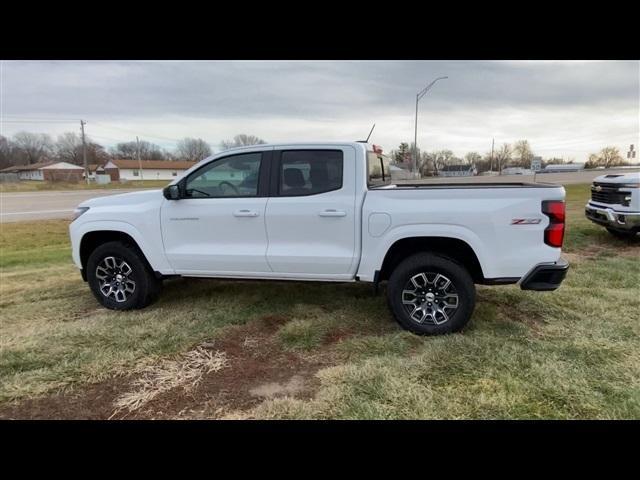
[1,60,638,162]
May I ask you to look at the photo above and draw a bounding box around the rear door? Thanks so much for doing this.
[264,146,357,278]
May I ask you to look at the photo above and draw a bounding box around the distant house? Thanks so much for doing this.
[1,159,200,183]
[540,163,585,173]
[0,161,85,182]
[501,166,533,176]
[107,159,198,181]
[438,164,477,177]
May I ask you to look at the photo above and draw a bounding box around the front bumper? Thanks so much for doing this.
[519,258,569,291]
[585,203,640,231]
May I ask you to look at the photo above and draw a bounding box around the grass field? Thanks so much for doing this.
[0,184,638,419]
[0,180,170,192]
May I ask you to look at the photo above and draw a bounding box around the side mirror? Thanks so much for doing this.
[163,184,181,200]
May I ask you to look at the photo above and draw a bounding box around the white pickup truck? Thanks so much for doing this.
[585,172,640,238]
[69,142,569,335]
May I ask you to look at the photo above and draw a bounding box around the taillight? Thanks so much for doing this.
[542,200,565,248]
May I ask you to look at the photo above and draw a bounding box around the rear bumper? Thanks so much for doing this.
[585,203,640,231]
[519,258,569,291]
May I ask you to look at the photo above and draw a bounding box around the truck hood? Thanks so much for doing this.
[593,172,640,184]
[78,189,163,208]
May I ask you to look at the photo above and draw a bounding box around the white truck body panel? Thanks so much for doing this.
[70,142,566,285]
[357,186,563,281]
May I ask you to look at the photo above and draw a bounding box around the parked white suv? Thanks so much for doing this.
[69,142,569,335]
[585,172,640,238]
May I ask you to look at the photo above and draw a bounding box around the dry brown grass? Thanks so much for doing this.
[111,347,228,416]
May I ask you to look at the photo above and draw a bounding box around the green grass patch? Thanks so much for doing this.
[0,220,72,269]
[1,183,639,419]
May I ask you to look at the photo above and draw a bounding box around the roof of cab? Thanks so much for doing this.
[218,141,371,152]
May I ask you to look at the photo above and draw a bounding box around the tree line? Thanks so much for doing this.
[0,131,266,170]
[389,140,633,175]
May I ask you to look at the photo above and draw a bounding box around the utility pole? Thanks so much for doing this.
[80,120,89,185]
[490,138,495,173]
[413,76,448,177]
[136,136,144,181]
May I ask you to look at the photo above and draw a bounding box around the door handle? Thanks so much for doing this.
[318,209,347,217]
[233,209,259,217]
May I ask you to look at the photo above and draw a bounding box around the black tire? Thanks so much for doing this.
[86,241,162,310]
[606,227,637,239]
[386,253,476,335]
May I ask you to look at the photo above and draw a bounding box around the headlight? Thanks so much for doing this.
[72,207,90,221]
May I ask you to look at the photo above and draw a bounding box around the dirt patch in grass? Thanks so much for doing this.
[0,315,336,420]
[0,377,127,420]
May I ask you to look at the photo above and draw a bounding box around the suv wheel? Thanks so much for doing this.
[87,241,161,310]
[387,253,476,335]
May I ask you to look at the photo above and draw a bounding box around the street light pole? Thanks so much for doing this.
[413,76,448,176]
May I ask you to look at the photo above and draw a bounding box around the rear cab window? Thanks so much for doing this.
[367,146,393,187]
[278,150,343,196]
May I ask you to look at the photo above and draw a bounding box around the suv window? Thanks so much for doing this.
[279,150,343,196]
[185,153,262,198]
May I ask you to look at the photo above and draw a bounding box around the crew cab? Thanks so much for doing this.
[69,142,569,335]
[585,172,640,238]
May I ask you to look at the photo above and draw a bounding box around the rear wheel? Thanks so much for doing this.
[387,253,475,335]
[87,241,161,310]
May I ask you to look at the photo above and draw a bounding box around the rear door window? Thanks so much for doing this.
[278,150,343,196]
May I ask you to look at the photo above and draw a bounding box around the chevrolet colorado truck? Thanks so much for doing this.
[69,142,569,335]
[585,172,640,238]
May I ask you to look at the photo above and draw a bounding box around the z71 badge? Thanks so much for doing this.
[511,218,542,225]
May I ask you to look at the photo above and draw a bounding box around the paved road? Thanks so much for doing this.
[0,189,153,223]
[1,168,638,223]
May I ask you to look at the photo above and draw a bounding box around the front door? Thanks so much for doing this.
[160,150,272,275]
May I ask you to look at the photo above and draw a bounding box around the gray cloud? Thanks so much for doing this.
[1,60,638,161]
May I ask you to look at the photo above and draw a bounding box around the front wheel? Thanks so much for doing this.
[87,241,161,310]
[387,253,476,335]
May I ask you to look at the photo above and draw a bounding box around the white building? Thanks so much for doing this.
[108,160,198,181]
[541,163,585,173]
[0,161,84,182]
[501,167,533,176]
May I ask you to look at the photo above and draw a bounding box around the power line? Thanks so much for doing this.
[0,120,79,124]
[89,121,180,143]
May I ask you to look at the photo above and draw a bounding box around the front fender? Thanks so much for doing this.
[70,219,175,274]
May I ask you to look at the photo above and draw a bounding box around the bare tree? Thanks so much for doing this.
[110,140,166,160]
[55,132,83,165]
[586,146,625,169]
[494,143,513,171]
[465,152,482,165]
[12,132,54,165]
[513,140,534,168]
[433,149,455,175]
[0,135,12,169]
[176,137,212,162]
[220,134,266,150]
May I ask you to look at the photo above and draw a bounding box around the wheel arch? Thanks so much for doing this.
[378,236,486,284]
[79,230,161,280]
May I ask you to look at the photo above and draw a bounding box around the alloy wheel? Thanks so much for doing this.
[401,272,459,325]
[95,256,136,303]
